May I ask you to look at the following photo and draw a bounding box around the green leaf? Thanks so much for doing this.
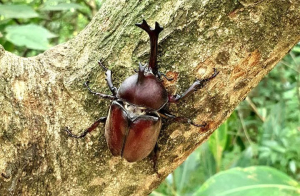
[193,166,300,196]
[0,5,39,19]
[235,145,256,167]
[5,24,56,50]
[208,121,228,171]
[41,3,84,11]
[262,140,286,153]
[289,160,297,174]
[291,46,300,53]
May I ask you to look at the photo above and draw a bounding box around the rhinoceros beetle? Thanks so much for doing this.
[65,20,218,162]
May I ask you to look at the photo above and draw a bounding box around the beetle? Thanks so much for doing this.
[65,20,218,162]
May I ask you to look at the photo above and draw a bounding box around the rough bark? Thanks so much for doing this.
[0,0,300,195]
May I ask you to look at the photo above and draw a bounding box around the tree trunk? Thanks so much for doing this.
[0,0,299,195]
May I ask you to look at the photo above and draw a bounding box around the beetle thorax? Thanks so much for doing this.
[117,63,168,111]
[124,102,146,119]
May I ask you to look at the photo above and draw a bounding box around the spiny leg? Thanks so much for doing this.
[158,71,173,81]
[85,81,116,100]
[65,117,107,138]
[169,68,219,103]
[98,61,118,96]
[159,109,206,127]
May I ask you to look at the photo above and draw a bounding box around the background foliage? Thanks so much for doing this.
[1,0,299,195]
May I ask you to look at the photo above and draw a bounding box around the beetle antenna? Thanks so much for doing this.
[135,20,163,77]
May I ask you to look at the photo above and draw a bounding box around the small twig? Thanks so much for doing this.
[280,60,300,73]
[246,97,265,122]
[79,0,97,16]
[81,0,95,11]
[237,108,253,144]
[22,48,31,57]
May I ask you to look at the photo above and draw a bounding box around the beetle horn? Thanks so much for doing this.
[135,20,163,77]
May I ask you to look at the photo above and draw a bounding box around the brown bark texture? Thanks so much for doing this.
[0,0,300,195]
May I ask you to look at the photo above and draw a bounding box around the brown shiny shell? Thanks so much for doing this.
[117,73,168,110]
[105,101,161,162]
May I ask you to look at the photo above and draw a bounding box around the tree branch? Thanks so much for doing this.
[0,0,300,195]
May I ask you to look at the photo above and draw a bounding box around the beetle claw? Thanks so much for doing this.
[191,122,207,128]
[65,127,85,138]
[98,61,108,71]
[197,68,219,83]
[160,72,173,81]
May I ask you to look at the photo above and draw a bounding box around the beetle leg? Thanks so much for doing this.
[168,68,219,103]
[158,71,173,81]
[65,117,107,138]
[85,81,116,100]
[98,61,118,96]
[159,109,207,127]
[152,143,161,177]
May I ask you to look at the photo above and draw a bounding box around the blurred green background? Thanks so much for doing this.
[1,1,299,195]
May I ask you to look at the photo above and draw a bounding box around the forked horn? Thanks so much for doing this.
[135,20,163,76]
